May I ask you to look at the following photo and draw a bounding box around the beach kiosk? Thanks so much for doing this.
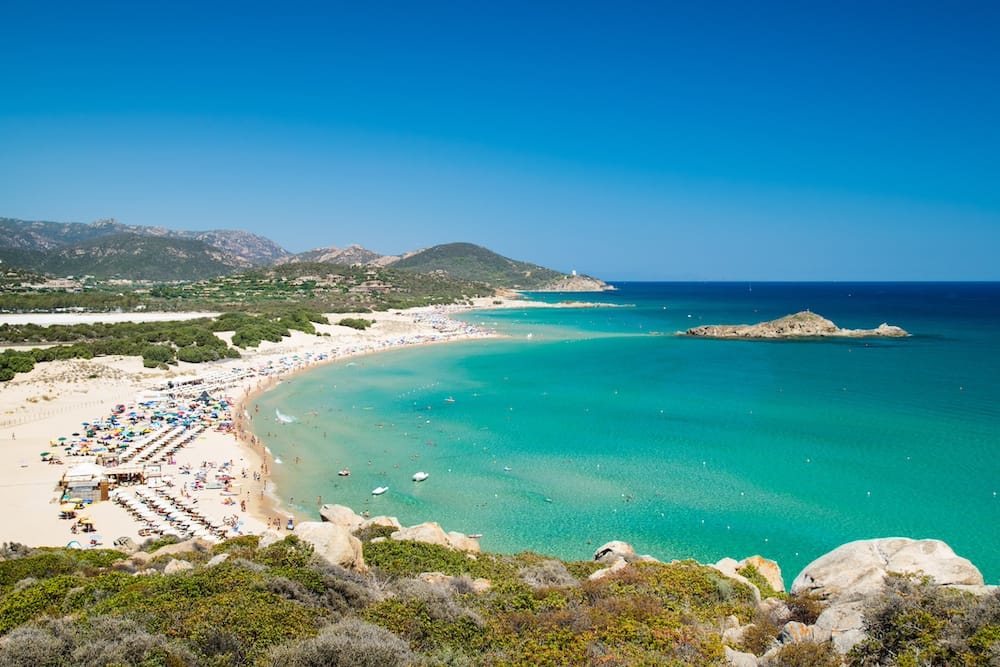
[60,461,109,502]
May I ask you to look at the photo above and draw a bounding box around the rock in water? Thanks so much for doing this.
[684,311,909,339]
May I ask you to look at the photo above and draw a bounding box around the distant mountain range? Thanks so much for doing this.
[0,216,609,290]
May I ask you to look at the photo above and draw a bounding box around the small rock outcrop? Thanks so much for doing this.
[417,571,491,593]
[594,540,637,564]
[292,521,366,571]
[391,521,481,553]
[589,541,661,580]
[724,645,759,667]
[741,555,785,593]
[163,558,193,575]
[684,311,909,339]
[320,503,402,531]
[149,538,214,559]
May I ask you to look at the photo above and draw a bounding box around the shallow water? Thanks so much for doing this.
[253,283,1000,582]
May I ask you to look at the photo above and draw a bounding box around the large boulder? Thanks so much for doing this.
[390,522,481,553]
[593,540,636,563]
[293,521,366,571]
[790,537,985,654]
[319,504,365,530]
[791,537,983,603]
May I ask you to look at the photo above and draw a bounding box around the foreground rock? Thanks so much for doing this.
[712,555,785,601]
[684,311,908,339]
[284,521,366,571]
[792,537,985,601]
[790,537,986,653]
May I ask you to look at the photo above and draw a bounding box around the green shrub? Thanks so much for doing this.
[771,640,842,667]
[848,573,988,666]
[738,619,780,656]
[0,575,81,634]
[352,523,396,543]
[519,559,579,588]
[0,616,197,667]
[362,596,486,653]
[264,618,413,667]
[336,318,373,330]
[141,344,175,367]
[257,535,315,568]
[738,562,782,599]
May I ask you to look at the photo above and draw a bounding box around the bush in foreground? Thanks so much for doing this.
[264,617,413,667]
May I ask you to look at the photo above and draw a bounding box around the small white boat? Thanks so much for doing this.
[371,486,389,495]
[338,469,350,477]
[444,396,455,403]
[412,471,429,482]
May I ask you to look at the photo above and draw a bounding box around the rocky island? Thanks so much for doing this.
[683,310,909,339]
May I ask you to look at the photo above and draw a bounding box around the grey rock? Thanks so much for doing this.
[206,553,230,567]
[293,521,366,571]
[724,645,759,667]
[791,537,984,603]
[163,558,193,575]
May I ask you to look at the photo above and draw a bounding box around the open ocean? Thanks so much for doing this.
[252,283,1000,583]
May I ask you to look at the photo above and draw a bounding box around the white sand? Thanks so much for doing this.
[0,300,520,548]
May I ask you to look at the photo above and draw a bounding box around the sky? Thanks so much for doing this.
[2,1,998,280]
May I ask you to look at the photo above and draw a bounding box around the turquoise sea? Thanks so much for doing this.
[253,283,1000,583]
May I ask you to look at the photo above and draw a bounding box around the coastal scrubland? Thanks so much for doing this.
[2,535,997,666]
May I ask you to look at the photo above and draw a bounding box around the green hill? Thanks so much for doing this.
[390,242,567,289]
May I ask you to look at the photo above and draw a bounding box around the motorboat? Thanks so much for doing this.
[371,486,389,495]
[338,469,350,477]
[412,471,429,482]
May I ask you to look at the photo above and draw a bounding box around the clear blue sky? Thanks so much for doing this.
[2,1,998,280]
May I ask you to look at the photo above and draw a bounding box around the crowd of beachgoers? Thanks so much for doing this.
[0,302,502,549]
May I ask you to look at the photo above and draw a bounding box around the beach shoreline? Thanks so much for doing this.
[0,296,542,548]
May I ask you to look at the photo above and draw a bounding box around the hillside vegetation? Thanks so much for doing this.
[0,217,287,266]
[2,217,607,291]
[0,234,251,281]
[2,535,992,666]
[0,262,493,317]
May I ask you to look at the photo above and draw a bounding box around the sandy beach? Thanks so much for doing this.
[0,299,522,549]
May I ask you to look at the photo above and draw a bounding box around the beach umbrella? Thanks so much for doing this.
[66,540,82,549]
[40,452,51,457]
[68,497,84,504]
[58,436,68,441]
